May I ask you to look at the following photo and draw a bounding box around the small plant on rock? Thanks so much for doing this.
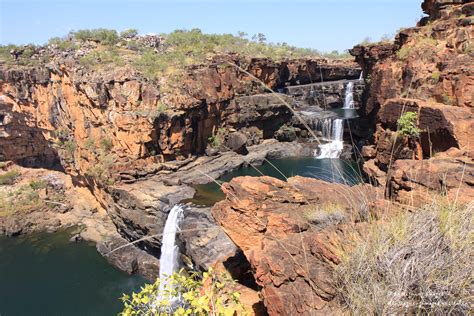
[208,128,226,149]
[397,111,421,138]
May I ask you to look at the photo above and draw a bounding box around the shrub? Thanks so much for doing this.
[431,71,441,83]
[397,111,421,137]
[396,46,412,60]
[208,128,226,149]
[85,137,96,150]
[100,138,113,152]
[64,140,76,155]
[120,268,245,316]
[335,200,473,315]
[441,93,454,105]
[29,179,48,190]
[72,28,119,45]
[0,170,20,185]
[87,152,115,186]
[120,29,138,39]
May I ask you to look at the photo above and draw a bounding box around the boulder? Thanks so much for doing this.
[212,176,383,315]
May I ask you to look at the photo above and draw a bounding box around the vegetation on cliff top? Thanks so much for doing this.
[0,28,352,79]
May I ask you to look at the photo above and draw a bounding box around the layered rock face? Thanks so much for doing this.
[212,176,383,315]
[0,52,361,282]
[351,0,473,203]
[285,79,364,109]
[0,58,359,174]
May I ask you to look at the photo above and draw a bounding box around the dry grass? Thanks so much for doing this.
[303,202,346,228]
[335,199,473,315]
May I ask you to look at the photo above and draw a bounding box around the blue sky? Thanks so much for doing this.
[0,0,423,52]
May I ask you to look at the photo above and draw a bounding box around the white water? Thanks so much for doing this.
[343,82,355,109]
[316,119,344,159]
[157,204,184,301]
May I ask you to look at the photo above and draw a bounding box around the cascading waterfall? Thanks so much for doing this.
[343,82,355,109]
[157,204,184,303]
[315,118,344,159]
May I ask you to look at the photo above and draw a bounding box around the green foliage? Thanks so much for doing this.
[208,128,226,149]
[120,268,245,316]
[71,28,119,45]
[48,37,77,51]
[85,137,96,150]
[396,46,412,60]
[441,93,454,105]
[64,140,76,155]
[431,71,441,83]
[120,29,139,39]
[29,179,48,190]
[87,152,116,186]
[0,170,20,185]
[0,183,42,216]
[157,102,167,113]
[397,111,421,138]
[79,46,126,68]
[100,138,113,152]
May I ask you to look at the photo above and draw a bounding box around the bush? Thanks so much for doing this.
[120,29,138,39]
[441,93,454,105]
[431,71,441,83]
[0,170,20,185]
[397,111,421,137]
[335,200,473,315]
[396,46,412,60]
[29,179,48,190]
[64,140,76,155]
[100,138,113,152]
[87,152,115,186]
[120,268,245,316]
[72,28,119,45]
[208,128,226,149]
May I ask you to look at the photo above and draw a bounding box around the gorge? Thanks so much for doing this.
[0,0,473,315]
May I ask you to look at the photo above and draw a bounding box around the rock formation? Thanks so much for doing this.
[351,0,473,203]
[212,176,384,315]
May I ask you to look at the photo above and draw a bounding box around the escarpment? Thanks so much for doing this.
[0,51,363,278]
[0,0,472,314]
[350,0,473,204]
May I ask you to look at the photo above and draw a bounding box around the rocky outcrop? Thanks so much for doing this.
[285,79,364,109]
[351,0,473,201]
[212,176,383,315]
[388,150,474,205]
[109,140,311,259]
[0,101,59,167]
[180,206,238,270]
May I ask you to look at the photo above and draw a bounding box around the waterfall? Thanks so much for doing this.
[359,71,363,80]
[316,119,344,159]
[157,204,184,302]
[343,82,355,109]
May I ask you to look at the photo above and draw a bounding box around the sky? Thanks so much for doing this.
[0,0,423,52]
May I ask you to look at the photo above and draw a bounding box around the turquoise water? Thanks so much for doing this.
[0,230,145,316]
[189,157,363,206]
